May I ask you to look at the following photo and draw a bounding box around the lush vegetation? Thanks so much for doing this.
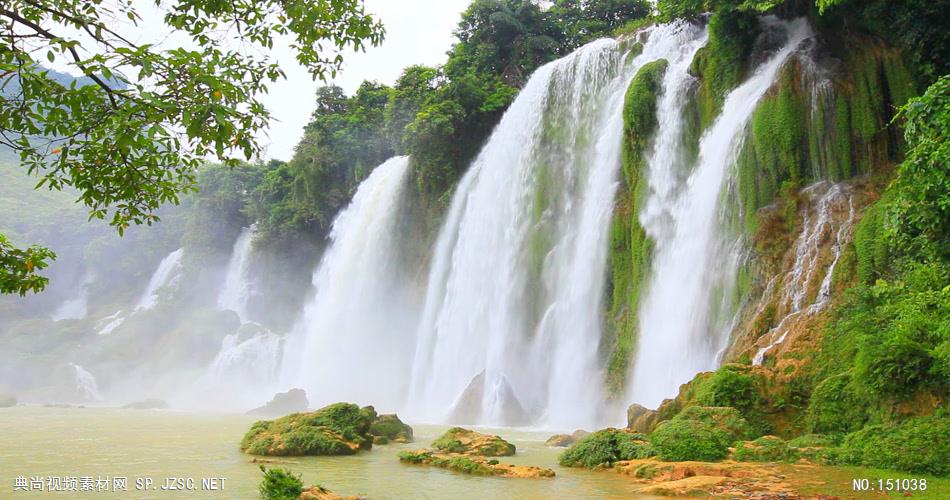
[257,466,304,500]
[431,427,516,456]
[0,0,384,294]
[558,429,654,468]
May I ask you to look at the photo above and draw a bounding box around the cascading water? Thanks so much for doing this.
[284,156,415,411]
[50,273,94,321]
[752,181,855,365]
[407,22,708,429]
[218,226,256,322]
[192,327,284,410]
[69,363,103,401]
[628,18,814,408]
[135,248,184,311]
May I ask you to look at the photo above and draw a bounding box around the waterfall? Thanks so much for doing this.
[628,18,814,408]
[406,22,708,429]
[284,156,415,410]
[96,310,125,336]
[135,248,184,311]
[50,273,94,321]
[192,327,284,410]
[752,181,855,365]
[69,363,103,401]
[218,226,256,322]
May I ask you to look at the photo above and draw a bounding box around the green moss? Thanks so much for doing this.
[558,429,655,468]
[835,414,950,476]
[692,365,770,436]
[733,436,795,462]
[604,58,668,393]
[240,403,377,456]
[398,450,497,476]
[689,9,760,131]
[431,427,515,456]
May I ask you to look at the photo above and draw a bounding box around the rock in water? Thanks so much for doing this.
[369,414,413,444]
[0,394,15,408]
[431,427,515,456]
[545,429,590,447]
[247,388,309,417]
[398,450,554,478]
[241,402,377,456]
[446,371,532,426]
[122,398,167,410]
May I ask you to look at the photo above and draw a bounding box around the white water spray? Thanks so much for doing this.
[629,18,814,408]
[407,22,708,429]
[69,363,103,401]
[135,248,184,311]
[284,156,415,411]
[50,273,94,321]
[218,226,256,322]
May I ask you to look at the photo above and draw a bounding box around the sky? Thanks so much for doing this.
[259,0,473,160]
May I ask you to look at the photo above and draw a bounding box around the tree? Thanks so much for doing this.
[0,0,384,294]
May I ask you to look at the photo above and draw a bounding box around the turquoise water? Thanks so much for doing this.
[0,406,651,499]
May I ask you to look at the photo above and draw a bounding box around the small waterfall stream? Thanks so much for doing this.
[135,248,184,311]
[69,363,103,401]
[629,18,814,408]
[218,226,256,323]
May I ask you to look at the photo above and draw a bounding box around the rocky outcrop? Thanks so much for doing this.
[241,402,376,456]
[446,371,532,426]
[431,427,515,456]
[298,486,364,500]
[398,450,554,478]
[369,413,413,444]
[122,398,167,409]
[626,403,658,434]
[544,429,589,447]
[247,388,309,417]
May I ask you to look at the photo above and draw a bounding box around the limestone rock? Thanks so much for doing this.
[545,429,589,447]
[247,388,309,417]
[432,427,515,456]
[447,371,532,426]
[626,403,659,433]
[298,485,365,500]
[241,402,376,456]
[398,450,554,478]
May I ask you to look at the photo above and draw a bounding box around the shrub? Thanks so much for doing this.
[805,372,868,435]
[240,403,376,456]
[674,406,752,442]
[836,414,950,476]
[558,429,654,468]
[258,466,303,500]
[650,419,732,462]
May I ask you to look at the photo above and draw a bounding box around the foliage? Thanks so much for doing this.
[649,418,732,461]
[258,466,303,500]
[888,75,950,259]
[805,372,868,435]
[558,429,654,468]
[0,233,55,295]
[0,0,383,293]
[835,414,950,476]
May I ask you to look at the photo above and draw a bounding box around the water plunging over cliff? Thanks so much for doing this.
[218,226,256,323]
[135,248,184,311]
[284,156,415,411]
[628,18,814,408]
[407,22,709,429]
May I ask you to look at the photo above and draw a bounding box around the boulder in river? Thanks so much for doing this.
[398,450,554,478]
[241,402,377,456]
[247,388,309,417]
[369,413,413,444]
[432,427,515,456]
[545,429,590,447]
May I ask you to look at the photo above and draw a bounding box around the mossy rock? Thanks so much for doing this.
[431,427,515,456]
[558,428,654,468]
[834,414,950,476]
[398,450,555,478]
[674,406,752,442]
[369,413,413,444]
[648,406,752,462]
[240,402,377,456]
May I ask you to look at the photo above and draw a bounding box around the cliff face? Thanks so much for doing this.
[605,10,916,394]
